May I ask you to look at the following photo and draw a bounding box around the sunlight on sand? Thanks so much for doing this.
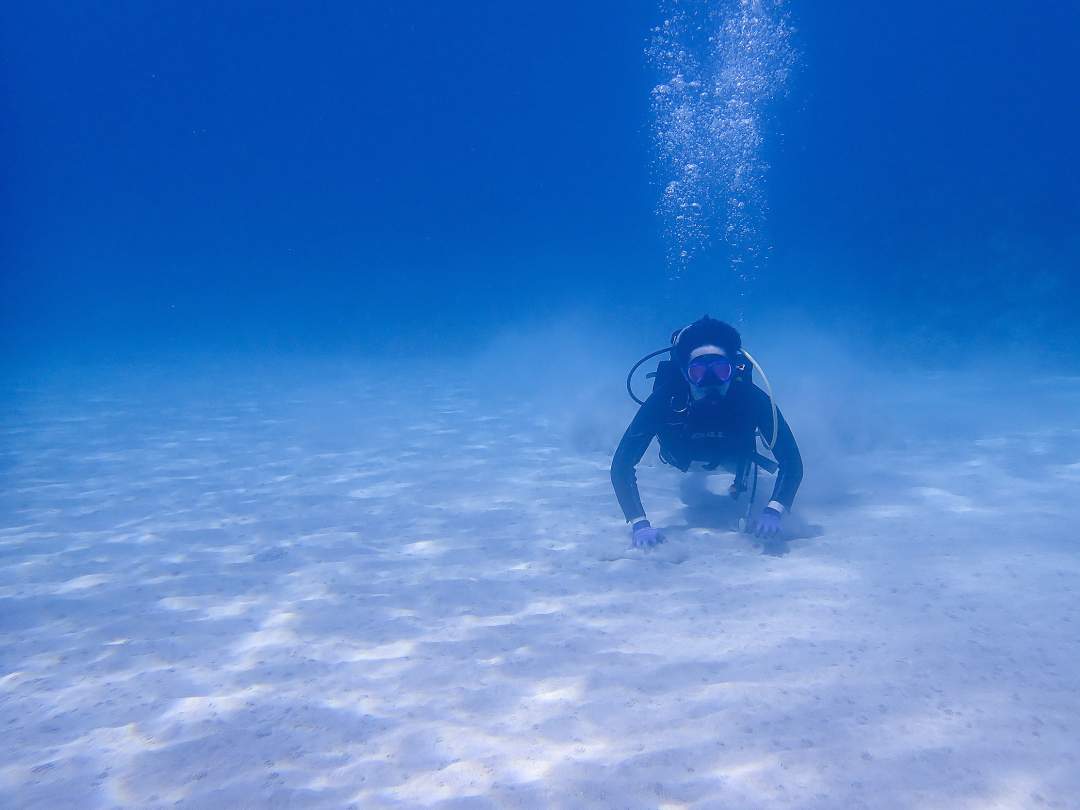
[1,375,1078,807]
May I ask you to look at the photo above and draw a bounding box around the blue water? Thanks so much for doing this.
[3,1,1077,368]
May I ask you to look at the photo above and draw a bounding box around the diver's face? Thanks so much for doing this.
[686,353,733,400]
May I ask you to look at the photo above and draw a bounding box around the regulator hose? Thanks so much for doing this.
[739,348,778,450]
[625,346,674,406]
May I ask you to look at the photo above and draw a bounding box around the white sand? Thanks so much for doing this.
[1,367,1078,808]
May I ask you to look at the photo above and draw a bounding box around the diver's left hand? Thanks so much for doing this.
[630,520,665,549]
[751,507,783,539]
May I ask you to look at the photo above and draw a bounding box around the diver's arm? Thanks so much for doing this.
[610,402,659,523]
[752,387,803,512]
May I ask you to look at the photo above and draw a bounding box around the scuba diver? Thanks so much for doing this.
[611,316,803,549]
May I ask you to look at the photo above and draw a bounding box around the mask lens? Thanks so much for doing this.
[688,356,732,385]
[710,358,733,382]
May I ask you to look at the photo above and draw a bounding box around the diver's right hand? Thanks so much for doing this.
[630,519,664,549]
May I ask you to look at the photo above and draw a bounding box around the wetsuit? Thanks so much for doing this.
[610,380,803,523]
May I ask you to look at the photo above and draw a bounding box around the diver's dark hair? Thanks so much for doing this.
[671,315,742,367]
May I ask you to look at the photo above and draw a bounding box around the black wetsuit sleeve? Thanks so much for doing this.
[610,399,661,522]
[752,386,803,511]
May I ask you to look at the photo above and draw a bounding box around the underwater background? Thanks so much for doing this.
[3,2,1080,808]
[4,1,1078,367]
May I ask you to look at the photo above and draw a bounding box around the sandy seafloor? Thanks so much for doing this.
[1,364,1079,809]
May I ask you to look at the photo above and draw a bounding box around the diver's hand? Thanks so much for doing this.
[630,519,664,549]
[751,507,783,539]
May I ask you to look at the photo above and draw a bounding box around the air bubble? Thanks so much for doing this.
[648,0,795,283]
